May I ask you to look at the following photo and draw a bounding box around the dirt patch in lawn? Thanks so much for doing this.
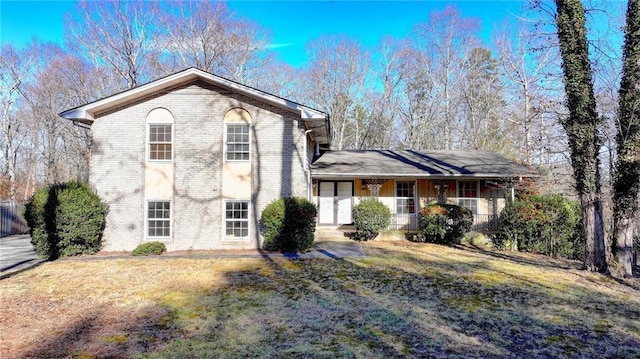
[1,241,639,358]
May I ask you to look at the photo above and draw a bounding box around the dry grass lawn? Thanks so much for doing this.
[1,240,639,358]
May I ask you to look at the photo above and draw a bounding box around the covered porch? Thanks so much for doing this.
[310,150,536,233]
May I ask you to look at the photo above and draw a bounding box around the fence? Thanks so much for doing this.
[389,213,499,233]
[0,205,29,237]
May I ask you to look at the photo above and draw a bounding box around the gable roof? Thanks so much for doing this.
[59,67,331,145]
[311,150,537,179]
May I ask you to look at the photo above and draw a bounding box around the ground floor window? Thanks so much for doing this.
[147,201,171,237]
[457,180,479,215]
[457,198,478,215]
[396,181,416,215]
[225,201,249,239]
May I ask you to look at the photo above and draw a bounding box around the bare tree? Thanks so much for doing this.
[358,37,404,149]
[413,6,481,150]
[65,0,160,89]
[0,44,30,202]
[301,36,370,150]
[495,25,564,165]
[459,47,509,152]
[156,0,269,82]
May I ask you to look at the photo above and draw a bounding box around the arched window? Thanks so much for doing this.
[146,108,174,161]
[223,108,251,162]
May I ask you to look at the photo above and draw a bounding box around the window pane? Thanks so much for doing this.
[396,182,415,215]
[458,181,478,198]
[149,125,172,161]
[225,201,249,239]
[226,124,250,161]
[148,201,170,237]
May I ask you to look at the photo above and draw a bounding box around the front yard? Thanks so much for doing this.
[1,241,639,358]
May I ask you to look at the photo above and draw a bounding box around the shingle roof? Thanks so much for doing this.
[311,150,536,178]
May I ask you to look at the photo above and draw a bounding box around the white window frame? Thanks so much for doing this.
[457,180,479,215]
[224,124,251,162]
[146,200,172,239]
[224,200,250,240]
[148,124,173,162]
[395,180,416,215]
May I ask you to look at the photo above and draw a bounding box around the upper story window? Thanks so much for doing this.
[149,124,172,161]
[396,181,416,215]
[225,124,250,161]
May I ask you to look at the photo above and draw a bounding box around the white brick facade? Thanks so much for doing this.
[90,81,313,251]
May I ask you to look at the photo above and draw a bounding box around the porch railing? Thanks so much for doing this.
[389,213,500,232]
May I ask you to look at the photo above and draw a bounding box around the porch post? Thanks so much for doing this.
[433,182,449,204]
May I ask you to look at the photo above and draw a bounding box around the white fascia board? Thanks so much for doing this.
[60,108,93,122]
[205,73,326,120]
[59,67,327,123]
[299,108,327,120]
[59,69,200,122]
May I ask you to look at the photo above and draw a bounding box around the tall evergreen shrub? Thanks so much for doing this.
[261,197,317,252]
[24,182,107,259]
[496,194,582,259]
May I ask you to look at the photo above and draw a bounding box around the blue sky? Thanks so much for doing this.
[1,1,525,67]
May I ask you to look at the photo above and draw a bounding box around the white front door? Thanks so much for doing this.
[336,182,353,224]
[319,182,335,224]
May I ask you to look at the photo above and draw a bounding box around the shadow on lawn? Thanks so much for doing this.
[15,304,177,358]
[140,245,639,358]
[15,243,640,358]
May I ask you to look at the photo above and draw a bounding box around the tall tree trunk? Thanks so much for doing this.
[554,0,608,272]
[613,0,640,278]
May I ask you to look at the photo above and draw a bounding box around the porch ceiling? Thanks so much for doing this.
[311,150,537,179]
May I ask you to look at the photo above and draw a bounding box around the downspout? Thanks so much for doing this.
[303,130,313,201]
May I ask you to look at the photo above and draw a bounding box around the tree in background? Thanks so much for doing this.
[553,0,607,272]
[66,0,160,89]
[495,24,562,166]
[460,47,507,152]
[612,0,640,278]
[301,36,370,150]
[413,6,480,150]
[156,1,270,84]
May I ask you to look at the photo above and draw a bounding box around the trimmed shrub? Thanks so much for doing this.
[132,241,167,256]
[261,197,317,252]
[23,188,53,259]
[24,182,107,260]
[352,198,391,241]
[495,194,582,259]
[412,203,473,244]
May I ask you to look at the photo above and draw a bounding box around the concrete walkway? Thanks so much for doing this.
[0,234,45,278]
[0,234,365,274]
[66,238,366,261]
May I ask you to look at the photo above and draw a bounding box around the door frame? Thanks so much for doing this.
[317,180,354,225]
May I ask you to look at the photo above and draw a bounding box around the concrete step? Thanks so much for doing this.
[314,225,356,241]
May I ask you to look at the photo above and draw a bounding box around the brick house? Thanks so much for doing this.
[60,68,329,251]
[61,68,534,251]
